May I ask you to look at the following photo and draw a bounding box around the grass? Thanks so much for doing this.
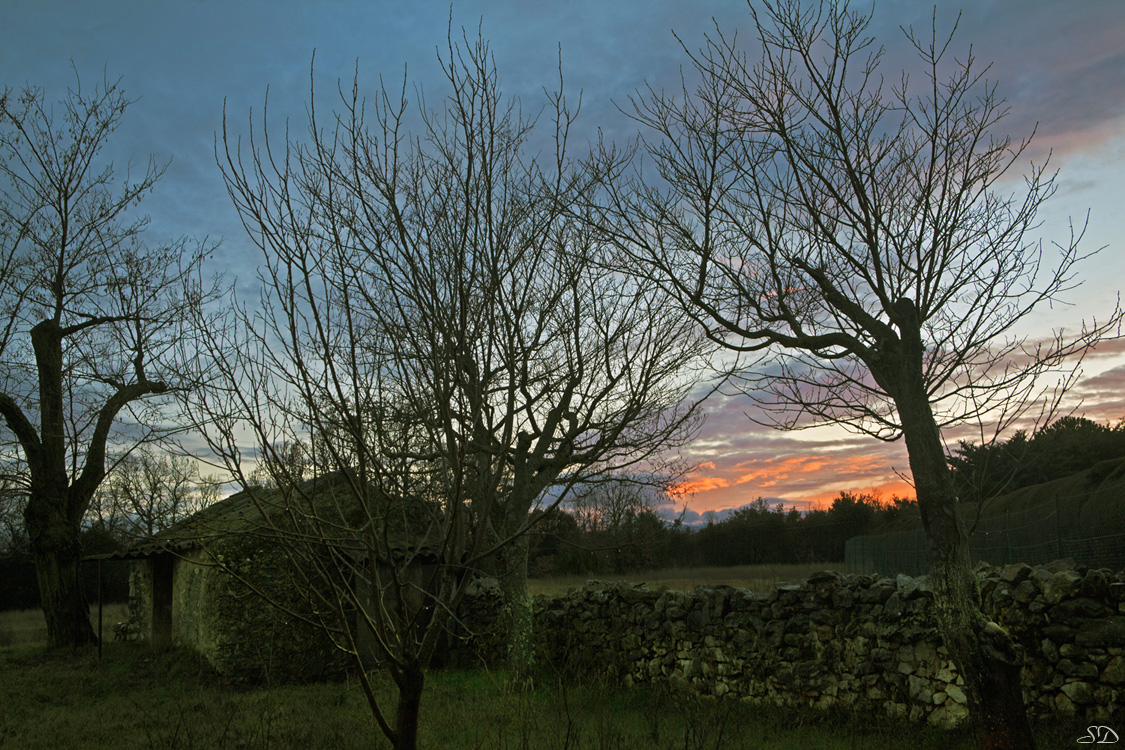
[0,642,989,750]
[529,562,841,597]
[0,574,1092,749]
[0,642,1092,749]
[0,602,129,648]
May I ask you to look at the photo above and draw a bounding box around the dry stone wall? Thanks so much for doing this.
[459,560,1125,727]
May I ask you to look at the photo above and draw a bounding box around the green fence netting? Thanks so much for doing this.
[845,477,1125,576]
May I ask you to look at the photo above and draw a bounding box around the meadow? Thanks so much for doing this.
[0,564,1090,749]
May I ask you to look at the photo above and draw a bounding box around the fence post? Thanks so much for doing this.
[915,528,922,575]
[1054,494,1062,561]
[1005,509,1012,565]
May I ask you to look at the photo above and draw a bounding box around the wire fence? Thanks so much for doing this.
[845,476,1125,576]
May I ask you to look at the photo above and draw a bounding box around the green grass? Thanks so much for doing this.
[0,583,1091,749]
[530,562,841,597]
[0,639,1091,749]
[0,643,986,750]
[0,602,129,648]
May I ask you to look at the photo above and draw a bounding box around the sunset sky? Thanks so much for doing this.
[4,1,1123,523]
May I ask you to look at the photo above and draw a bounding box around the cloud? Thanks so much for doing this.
[673,391,915,515]
[676,342,1125,518]
[673,475,731,495]
[869,1,1125,159]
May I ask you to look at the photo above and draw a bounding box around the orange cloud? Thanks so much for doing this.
[678,344,1125,519]
[680,442,915,516]
[673,476,731,495]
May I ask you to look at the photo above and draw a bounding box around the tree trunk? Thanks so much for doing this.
[392,662,425,750]
[896,384,1035,750]
[25,494,97,648]
[494,534,534,685]
[21,321,97,648]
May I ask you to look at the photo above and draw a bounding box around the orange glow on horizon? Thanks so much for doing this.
[674,451,916,515]
[787,479,918,512]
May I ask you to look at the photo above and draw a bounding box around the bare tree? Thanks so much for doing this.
[87,448,219,541]
[590,2,1121,747]
[0,76,220,647]
[189,33,709,749]
[0,461,27,554]
[570,477,671,572]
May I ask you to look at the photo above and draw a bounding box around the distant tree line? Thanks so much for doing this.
[526,416,1125,580]
[527,487,918,576]
[6,415,1117,609]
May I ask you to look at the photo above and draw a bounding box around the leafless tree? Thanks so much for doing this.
[86,448,219,541]
[0,462,27,554]
[0,76,220,648]
[572,479,661,536]
[588,2,1121,747]
[570,478,671,573]
[188,33,710,749]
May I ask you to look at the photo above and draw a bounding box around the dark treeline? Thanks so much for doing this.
[5,416,1120,608]
[0,524,128,610]
[528,491,918,577]
[525,416,1125,580]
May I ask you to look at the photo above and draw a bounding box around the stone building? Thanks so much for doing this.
[105,472,447,682]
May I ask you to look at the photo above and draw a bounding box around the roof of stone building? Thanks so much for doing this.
[88,470,446,562]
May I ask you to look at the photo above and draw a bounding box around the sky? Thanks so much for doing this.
[4,1,1124,523]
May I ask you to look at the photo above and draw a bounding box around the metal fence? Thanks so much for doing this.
[845,476,1125,576]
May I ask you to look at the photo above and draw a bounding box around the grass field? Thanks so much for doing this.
[0,643,988,750]
[0,570,1091,749]
[0,602,129,648]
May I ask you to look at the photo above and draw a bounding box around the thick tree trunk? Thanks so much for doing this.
[25,495,97,648]
[21,321,97,648]
[896,385,1035,750]
[494,534,534,684]
[392,663,425,750]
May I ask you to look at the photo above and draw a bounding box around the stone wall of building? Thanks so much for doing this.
[126,539,347,683]
[455,560,1124,727]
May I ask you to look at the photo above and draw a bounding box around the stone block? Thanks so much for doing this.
[1054,691,1078,716]
[944,684,966,705]
[908,674,933,703]
[1061,680,1096,705]
[1077,617,1125,648]
[927,701,969,729]
[1013,579,1040,603]
[1000,563,1032,585]
[1057,659,1100,679]
[1102,655,1125,685]
[1043,569,1083,605]
[1054,597,1108,620]
[858,581,895,604]
[1042,622,1077,643]
[883,593,904,621]
[1079,569,1112,599]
